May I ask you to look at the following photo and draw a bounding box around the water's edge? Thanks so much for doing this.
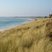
[0,18,34,31]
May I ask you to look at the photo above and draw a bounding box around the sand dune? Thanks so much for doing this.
[0,18,52,52]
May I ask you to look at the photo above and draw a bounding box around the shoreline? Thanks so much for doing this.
[0,19,34,32]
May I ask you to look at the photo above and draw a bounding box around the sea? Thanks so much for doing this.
[0,17,34,31]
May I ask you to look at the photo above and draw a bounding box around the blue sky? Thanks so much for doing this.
[0,0,52,16]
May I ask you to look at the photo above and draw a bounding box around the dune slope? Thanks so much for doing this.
[0,18,52,52]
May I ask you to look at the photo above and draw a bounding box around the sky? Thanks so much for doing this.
[0,0,52,16]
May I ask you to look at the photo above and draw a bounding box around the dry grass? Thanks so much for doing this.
[0,18,52,52]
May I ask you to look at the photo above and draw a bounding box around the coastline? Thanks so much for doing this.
[0,18,34,32]
[0,18,52,52]
[0,18,49,32]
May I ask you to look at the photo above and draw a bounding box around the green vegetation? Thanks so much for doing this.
[0,18,52,52]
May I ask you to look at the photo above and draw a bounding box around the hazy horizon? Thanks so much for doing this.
[0,0,52,17]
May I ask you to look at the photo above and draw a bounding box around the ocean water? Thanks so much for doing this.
[0,17,33,30]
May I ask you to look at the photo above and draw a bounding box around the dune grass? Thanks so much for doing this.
[0,18,52,52]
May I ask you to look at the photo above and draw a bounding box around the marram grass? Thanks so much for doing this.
[0,18,52,52]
